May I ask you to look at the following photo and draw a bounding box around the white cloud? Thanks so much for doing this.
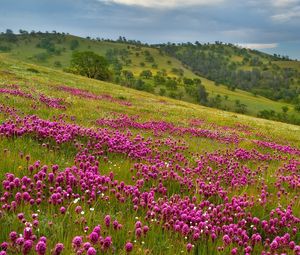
[272,0,300,7]
[101,0,225,8]
[236,43,278,49]
[271,6,300,21]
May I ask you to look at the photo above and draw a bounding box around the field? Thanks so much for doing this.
[0,53,299,255]
[0,34,298,121]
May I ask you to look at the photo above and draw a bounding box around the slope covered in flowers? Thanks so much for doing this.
[0,55,299,255]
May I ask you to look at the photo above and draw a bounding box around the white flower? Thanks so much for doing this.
[81,211,85,215]
[73,198,80,204]
[90,208,95,211]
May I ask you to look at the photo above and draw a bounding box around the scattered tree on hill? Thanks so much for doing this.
[197,84,208,105]
[70,39,79,50]
[234,100,247,114]
[69,51,112,81]
[140,70,152,79]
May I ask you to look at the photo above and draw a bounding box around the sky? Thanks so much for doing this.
[0,0,299,59]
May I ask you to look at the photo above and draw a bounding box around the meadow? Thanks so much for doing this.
[0,54,299,255]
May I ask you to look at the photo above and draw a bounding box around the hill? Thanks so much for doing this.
[0,54,300,254]
[160,42,300,103]
[0,31,299,125]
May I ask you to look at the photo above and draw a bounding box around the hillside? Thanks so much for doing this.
[0,32,299,125]
[0,54,300,254]
[160,42,300,102]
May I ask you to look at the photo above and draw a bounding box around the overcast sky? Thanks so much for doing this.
[1,0,299,59]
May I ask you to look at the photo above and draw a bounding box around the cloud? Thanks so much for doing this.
[100,0,225,8]
[271,6,300,21]
[236,43,278,49]
[271,0,300,7]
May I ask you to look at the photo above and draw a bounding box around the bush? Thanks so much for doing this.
[26,68,40,73]
[0,45,11,52]
[33,52,49,62]
[70,39,79,50]
[54,61,62,68]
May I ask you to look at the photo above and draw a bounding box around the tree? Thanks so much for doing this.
[4,29,17,43]
[70,39,79,50]
[282,106,289,113]
[140,70,152,79]
[235,100,247,114]
[197,84,208,105]
[69,51,112,81]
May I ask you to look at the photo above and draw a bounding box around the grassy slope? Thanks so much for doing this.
[0,55,300,254]
[0,34,297,119]
[274,60,300,72]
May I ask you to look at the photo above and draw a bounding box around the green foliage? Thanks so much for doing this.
[159,88,166,96]
[54,61,62,68]
[139,70,152,79]
[0,45,11,52]
[69,51,112,81]
[70,39,79,50]
[33,52,49,62]
[161,43,300,104]
[197,84,208,105]
[2,29,18,43]
[234,100,247,114]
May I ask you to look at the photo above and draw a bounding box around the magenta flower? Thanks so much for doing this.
[186,243,193,252]
[87,247,97,255]
[72,236,83,249]
[125,242,133,253]
[22,240,33,254]
[89,232,99,244]
[35,241,46,255]
[104,215,111,227]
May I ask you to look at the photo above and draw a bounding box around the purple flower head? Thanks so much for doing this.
[53,243,64,255]
[104,215,111,227]
[186,243,193,252]
[89,232,99,244]
[16,237,25,246]
[87,247,97,255]
[0,242,8,251]
[93,225,101,235]
[83,242,91,251]
[72,236,83,249]
[103,236,112,249]
[35,241,46,255]
[60,207,66,214]
[9,231,18,242]
[23,227,32,240]
[125,242,133,253]
[22,240,33,254]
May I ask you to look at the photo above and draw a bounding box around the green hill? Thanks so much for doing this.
[0,53,300,255]
[0,32,299,124]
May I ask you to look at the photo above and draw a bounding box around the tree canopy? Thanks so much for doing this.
[69,51,112,81]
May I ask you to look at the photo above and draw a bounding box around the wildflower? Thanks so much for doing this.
[87,247,97,255]
[35,241,46,255]
[53,243,64,255]
[125,242,133,253]
[72,236,83,249]
[186,243,193,252]
[23,240,33,254]
[89,232,99,244]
